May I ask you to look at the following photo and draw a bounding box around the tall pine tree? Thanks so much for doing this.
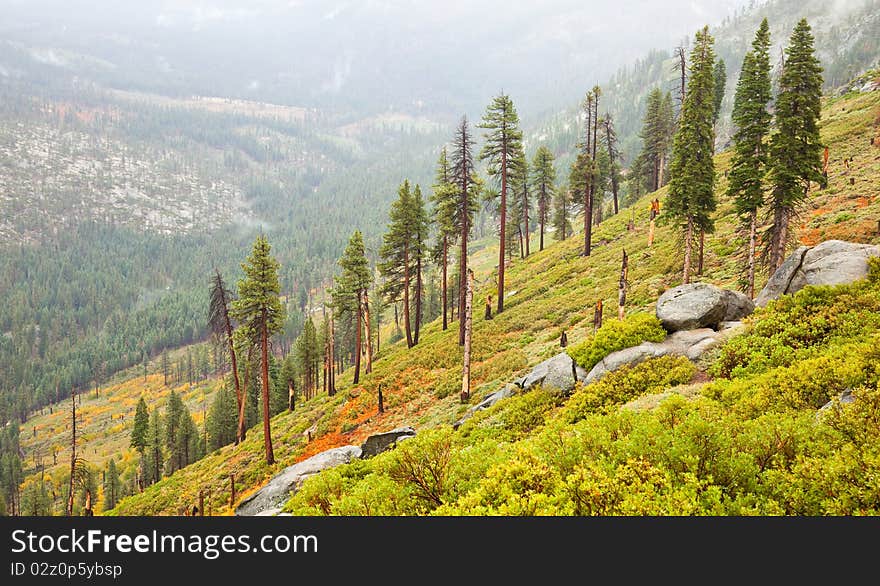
[766,19,824,273]
[530,146,556,252]
[231,234,285,466]
[430,148,458,331]
[332,231,373,382]
[728,18,772,297]
[379,180,417,348]
[667,26,717,284]
[450,117,479,346]
[478,93,523,314]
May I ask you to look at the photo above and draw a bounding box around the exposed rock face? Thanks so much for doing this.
[656,283,728,331]
[756,240,880,307]
[235,445,362,516]
[360,427,417,458]
[520,353,579,395]
[817,389,856,420]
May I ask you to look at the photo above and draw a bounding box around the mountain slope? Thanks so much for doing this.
[108,86,880,515]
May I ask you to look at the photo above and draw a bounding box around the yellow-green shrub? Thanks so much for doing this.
[567,312,667,370]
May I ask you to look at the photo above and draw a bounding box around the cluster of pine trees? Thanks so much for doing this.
[664,18,823,287]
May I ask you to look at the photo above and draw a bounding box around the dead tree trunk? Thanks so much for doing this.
[67,385,77,516]
[460,268,474,402]
[362,289,373,375]
[378,384,384,414]
[618,249,628,320]
[593,299,603,332]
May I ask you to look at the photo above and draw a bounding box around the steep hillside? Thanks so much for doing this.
[110,87,880,515]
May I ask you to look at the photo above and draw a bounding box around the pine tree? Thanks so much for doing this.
[379,180,417,348]
[102,458,122,512]
[164,390,185,473]
[175,406,202,468]
[145,409,163,485]
[207,383,238,451]
[728,18,772,297]
[766,18,824,273]
[430,147,457,331]
[552,186,572,241]
[603,114,621,215]
[589,86,602,228]
[449,117,479,345]
[160,349,169,386]
[331,231,373,383]
[667,26,717,284]
[411,184,429,344]
[231,234,286,466]
[530,146,556,251]
[578,90,595,255]
[478,93,523,314]
[130,397,149,453]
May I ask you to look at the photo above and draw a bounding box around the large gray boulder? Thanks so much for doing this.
[360,427,416,458]
[722,290,755,321]
[235,445,362,516]
[756,240,880,307]
[521,353,579,395]
[656,283,727,331]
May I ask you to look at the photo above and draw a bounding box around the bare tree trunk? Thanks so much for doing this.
[67,385,76,516]
[229,474,236,508]
[403,244,413,348]
[683,217,694,284]
[459,189,468,346]
[649,219,656,247]
[748,210,757,298]
[378,384,384,414]
[354,295,362,384]
[261,313,275,465]
[461,269,474,402]
[498,149,507,315]
[583,179,592,256]
[698,229,705,276]
[518,225,524,259]
[523,189,530,257]
[441,236,448,330]
[618,249,628,320]
[362,289,373,375]
[593,299,603,332]
[414,245,423,345]
[769,205,791,275]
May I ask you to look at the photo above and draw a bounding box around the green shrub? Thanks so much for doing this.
[560,355,696,423]
[567,313,667,371]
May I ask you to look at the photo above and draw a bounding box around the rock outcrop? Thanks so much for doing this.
[453,385,518,430]
[656,283,753,332]
[360,427,417,458]
[235,445,362,516]
[520,353,581,395]
[756,240,880,307]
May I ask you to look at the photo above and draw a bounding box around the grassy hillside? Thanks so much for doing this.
[109,87,880,516]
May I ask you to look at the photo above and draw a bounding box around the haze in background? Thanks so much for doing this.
[0,0,748,118]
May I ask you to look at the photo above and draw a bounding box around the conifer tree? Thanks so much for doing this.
[208,269,246,441]
[766,18,824,273]
[578,91,595,255]
[103,458,122,512]
[603,115,621,215]
[728,18,772,297]
[412,185,430,345]
[530,146,556,251]
[449,117,479,345]
[130,397,149,453]
[510,146,530,258]
[163,390,185,473]
[552,186,572,241]
[379,180,417,348]
[207,383,238,451]
[332,231,373,382]
[231,234,285,466]
[667,26,717,284]
[478,93,522,314]
[430,148,457,331]
[145,409,163,485]
[589,86,602,228]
